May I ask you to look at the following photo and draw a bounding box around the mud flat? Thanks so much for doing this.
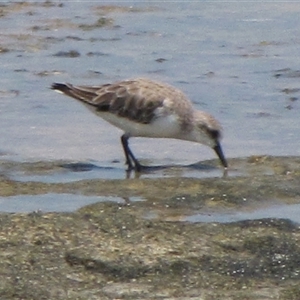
[0,156,300,299]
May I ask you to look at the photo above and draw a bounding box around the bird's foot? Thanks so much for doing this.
[125,160,146,173]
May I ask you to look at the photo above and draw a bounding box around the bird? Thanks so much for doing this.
[51,78,228,172]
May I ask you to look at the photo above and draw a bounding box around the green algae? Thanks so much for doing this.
[0,204,299,299]
[0,156,300,299]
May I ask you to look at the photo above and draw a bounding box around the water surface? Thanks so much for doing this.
[0,2,299,216]
[1,1,299,163]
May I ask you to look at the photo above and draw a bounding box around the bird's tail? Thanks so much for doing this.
[51,83,98,105]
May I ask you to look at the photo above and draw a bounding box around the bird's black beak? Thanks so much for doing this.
[213,142,228,168]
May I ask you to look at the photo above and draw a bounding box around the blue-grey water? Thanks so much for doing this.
[0,1,299,216]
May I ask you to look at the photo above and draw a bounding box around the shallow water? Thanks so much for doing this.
[1,1,299,163]
[0,2,300,216]
[184,203,300,224]
[0,193,143,213]
[1,192,300,225]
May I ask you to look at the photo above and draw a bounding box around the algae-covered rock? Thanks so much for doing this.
[0,156,300,299]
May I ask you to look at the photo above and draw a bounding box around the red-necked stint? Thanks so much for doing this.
[51,78,228,171]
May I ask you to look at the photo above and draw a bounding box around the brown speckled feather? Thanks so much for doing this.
[52,78,193,125]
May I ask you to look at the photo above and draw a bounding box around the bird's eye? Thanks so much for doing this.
[207,129,220,139]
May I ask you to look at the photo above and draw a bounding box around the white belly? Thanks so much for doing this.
[97,111,182,139]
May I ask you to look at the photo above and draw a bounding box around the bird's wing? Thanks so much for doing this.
[52,78,187,124]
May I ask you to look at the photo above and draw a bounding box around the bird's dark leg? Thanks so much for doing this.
[121,134,143,172]
[121,134,132,168]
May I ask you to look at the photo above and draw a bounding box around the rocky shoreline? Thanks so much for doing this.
[0,156,300,299]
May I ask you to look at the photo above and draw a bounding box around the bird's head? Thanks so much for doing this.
[190,111,228,168]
